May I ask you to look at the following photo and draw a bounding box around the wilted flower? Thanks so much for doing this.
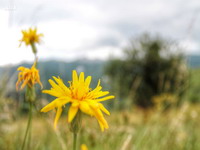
[19,27,43,48]
[41,70,115,131]
[16,62,43,91]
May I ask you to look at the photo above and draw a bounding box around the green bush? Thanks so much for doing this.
[105,34,188,108]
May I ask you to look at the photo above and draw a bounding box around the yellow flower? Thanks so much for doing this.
[81,144,88,150]
[19,27,43,46]
[41,70,115,131]
[16,62,43,90]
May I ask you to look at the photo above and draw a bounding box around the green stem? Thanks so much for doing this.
[30,42,37,54]
[30,42,38,62]
[73,133,77,150]
[28,114,32,150]
[21,102,33,150]
[70,111,81,150]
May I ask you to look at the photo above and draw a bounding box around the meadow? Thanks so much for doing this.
[0,100,200,150]
[0,68,200,150]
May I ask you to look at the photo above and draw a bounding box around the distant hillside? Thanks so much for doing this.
[0,55,200,97]
[38,60,106,89]
[187,55,200,68]
[0,60,108,100]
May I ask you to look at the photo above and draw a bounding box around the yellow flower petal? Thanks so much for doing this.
[52,76,70,95]
[97,119,105,132]
[72,70,78,85]
[92,80,102,92]
[16,63,43,90]
[80,101,93,116]
[81,144,88,150]
[48,79,64,93]
[90,105,109,129]
[42,90,63,97]
[79,72,84,83]
[20,79,29,90]
[41,97,70,112]
[93,91,109,98]
[17,66,25,71]
[96,95,115,102]
[68,105,79,122]
[99,103,110,115]
[54,107,63,129]
[41,100,58,112]
[85,76,92,88]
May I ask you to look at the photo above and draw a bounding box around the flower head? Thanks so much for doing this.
[81,144,88,150]
[41,70,115,131]
[16,62,43,90]
[19,27,43,46]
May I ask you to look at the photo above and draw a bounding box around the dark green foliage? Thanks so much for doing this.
[105,34,188,108]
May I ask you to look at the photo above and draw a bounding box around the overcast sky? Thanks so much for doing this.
[0,0,200,66]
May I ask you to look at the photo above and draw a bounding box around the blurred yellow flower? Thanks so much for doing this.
[16,62,43,90]
[19,27,43,46]
[41,70,115,131]
[81,144,88,150]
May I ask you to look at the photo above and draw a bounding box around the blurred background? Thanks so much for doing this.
[0,0,200,150]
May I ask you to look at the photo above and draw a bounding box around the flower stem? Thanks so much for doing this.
[73,133,77,150]
[21,102,33,150]
[30,42,37,55]
[70,111,81,150]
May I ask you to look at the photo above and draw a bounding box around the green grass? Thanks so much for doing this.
[0,103,200,150]
[187,69,200,103]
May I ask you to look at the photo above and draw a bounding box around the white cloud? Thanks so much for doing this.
[179,39,200,54]
[0,0,200,66]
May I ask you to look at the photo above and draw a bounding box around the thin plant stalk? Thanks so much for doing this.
[28,111,33,150]
[30,42,37,55]
[73,133,77,150]
[70,111,81,150]
[21,101,33,150]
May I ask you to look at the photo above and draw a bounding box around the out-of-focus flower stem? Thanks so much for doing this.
[21,85,35,150]
[30,42,38,63]
[21,101,33,150]
[30,42,37,55]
